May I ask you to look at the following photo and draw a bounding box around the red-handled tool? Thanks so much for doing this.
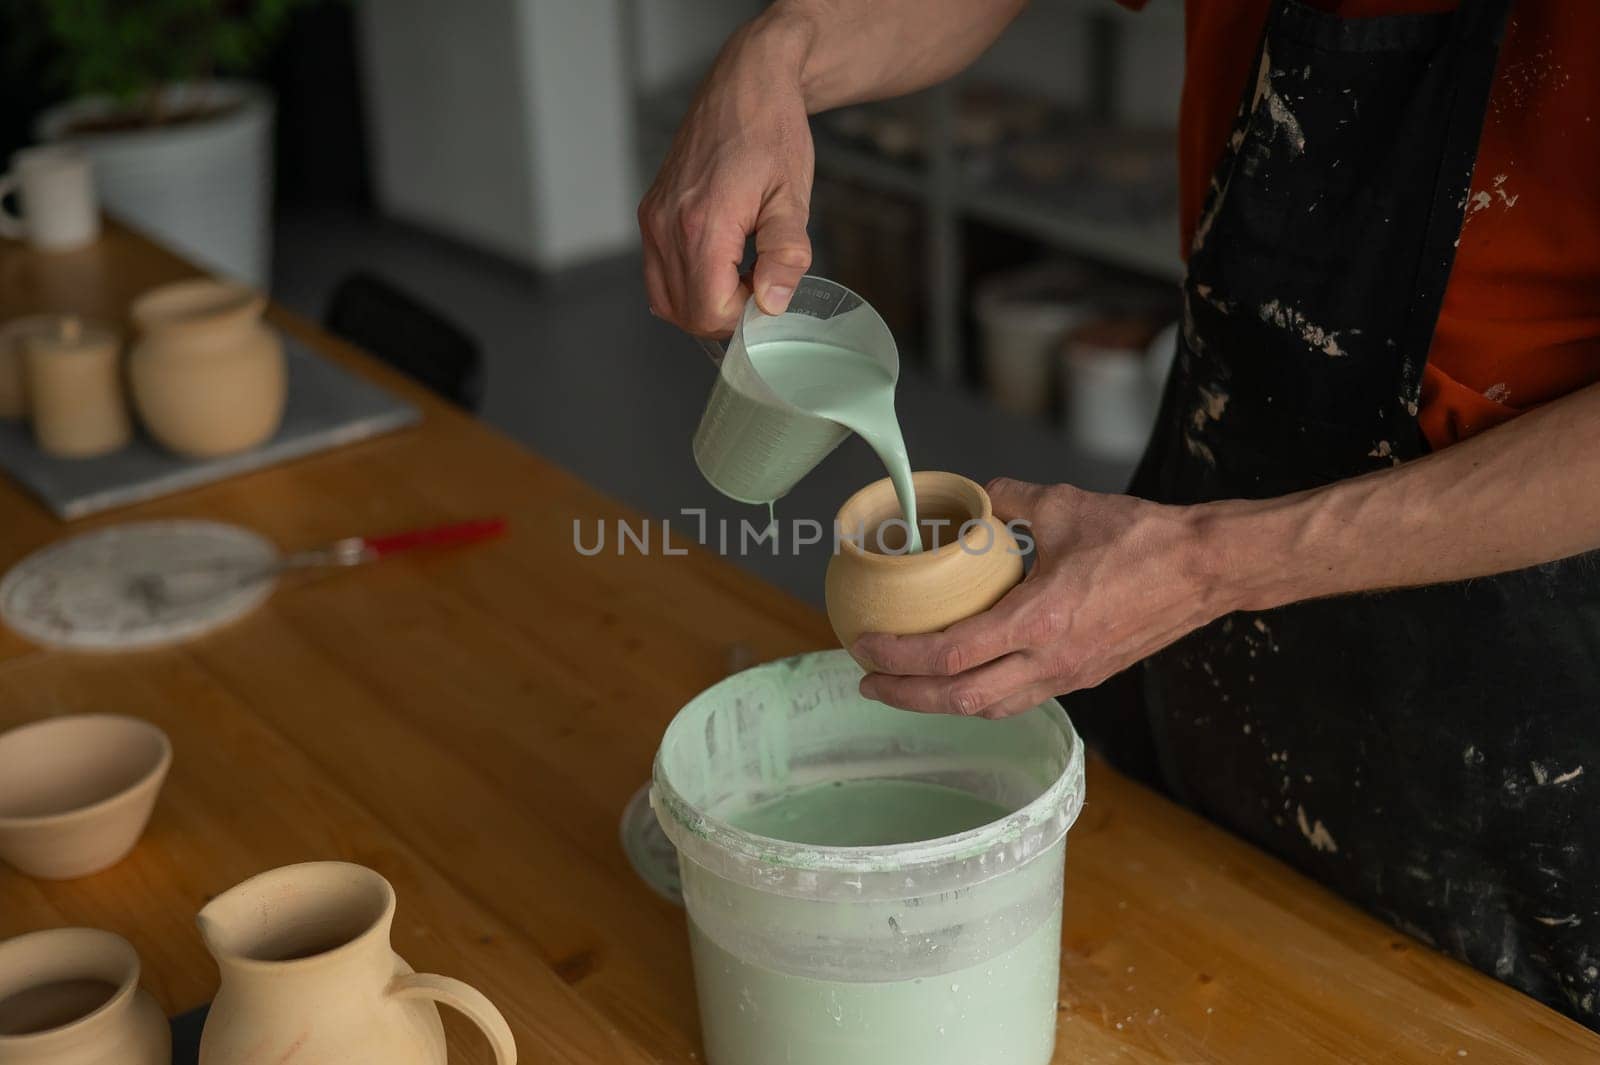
[357,517,508,559]
[128,517,509,611]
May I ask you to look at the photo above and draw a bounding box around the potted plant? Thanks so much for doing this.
[33,0,303,285]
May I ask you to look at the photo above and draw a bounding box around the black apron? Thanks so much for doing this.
[1111,0,1600,1029]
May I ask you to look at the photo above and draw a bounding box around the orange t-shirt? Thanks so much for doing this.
[1135,0,1600,449]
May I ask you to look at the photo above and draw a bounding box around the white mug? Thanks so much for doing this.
[0,146,101,251]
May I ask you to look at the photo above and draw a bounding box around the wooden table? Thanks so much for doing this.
[1,225,1594,1064]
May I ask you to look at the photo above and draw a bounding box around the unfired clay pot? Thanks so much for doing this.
[128,278,285,457]
[0,927,170,1065]
[0,715,171,880]
[22,317,129,458]
[197,861,517,1065]
[0,316,69,419]
[826,471,1024,659]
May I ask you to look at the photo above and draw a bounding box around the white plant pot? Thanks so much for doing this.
[36,81,275,286]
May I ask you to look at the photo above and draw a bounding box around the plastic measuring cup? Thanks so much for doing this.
[652,650,1085,1065]
[693,276,899,504]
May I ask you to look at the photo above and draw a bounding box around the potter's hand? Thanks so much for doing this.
[638,18,815,336]
[854,479,1231,719]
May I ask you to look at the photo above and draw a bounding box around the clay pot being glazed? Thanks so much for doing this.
[0,715,171,880]
[826,471,1024,659]
[0,928,170,1065]
[197,861,516,1065]
[128,278,285,457]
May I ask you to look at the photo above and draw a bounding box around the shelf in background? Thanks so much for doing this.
[811,138,1183,285]
[961,182,1182,282]
[812,140,929,199]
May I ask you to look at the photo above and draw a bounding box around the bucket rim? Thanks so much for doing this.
[651,650,1084,889]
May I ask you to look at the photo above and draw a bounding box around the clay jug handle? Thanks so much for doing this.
[389,972,518,1064]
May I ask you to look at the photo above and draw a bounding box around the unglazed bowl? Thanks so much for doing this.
[0,714,172,879]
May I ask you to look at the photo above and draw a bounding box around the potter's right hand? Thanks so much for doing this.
[638,14,815,337]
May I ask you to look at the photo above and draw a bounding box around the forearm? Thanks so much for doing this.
[1201,382,1600,614]
[751,0,1029,113]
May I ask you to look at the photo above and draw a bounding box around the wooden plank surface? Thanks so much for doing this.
[1,224,1595,1063]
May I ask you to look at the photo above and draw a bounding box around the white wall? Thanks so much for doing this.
[969,1,1182,127]
[359,0,540,262]
[971,3,1093,111]
[514,0,639,268]
[359,0,639,271]
[632,0,764,91]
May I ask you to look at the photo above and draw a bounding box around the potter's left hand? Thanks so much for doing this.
[854,478,1233,719]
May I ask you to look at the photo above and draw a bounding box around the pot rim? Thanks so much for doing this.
[0,928,141,1049]
[196,861,397,973]
[835,471,997,564]
[0,714,172,830]
[130,279,265,337]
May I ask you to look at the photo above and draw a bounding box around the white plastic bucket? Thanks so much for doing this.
[1061,317,1174,460]
[652,650,1085,1065]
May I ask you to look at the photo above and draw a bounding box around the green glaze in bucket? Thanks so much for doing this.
[652,650,1085,1065]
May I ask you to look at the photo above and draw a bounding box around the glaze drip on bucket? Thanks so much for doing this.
[690,912,1061,1065]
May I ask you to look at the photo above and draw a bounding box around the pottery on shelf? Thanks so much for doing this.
[0,715,172,880]
[128,278,286,458]
[197,861,517,1065]
[0,927,170,1065]
[22,317,129,458]
[826,471,1024,658]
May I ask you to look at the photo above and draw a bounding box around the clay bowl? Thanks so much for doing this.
[0,715,172,879]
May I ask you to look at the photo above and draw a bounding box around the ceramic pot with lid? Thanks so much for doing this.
[826,471,1024,659]
[0,316,72,419]
[128,278,285,458]
[22,316,128,458]
[0,928,170,1065]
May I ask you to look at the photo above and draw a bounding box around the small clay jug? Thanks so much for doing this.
[0,928,170,1065]
[128,279,286,457]
[826,471,1024,660]
[197,861,516,1065]
[23,317,128,458]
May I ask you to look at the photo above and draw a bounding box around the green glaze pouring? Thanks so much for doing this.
[693,278,921,552]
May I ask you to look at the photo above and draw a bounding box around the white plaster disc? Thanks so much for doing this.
[0,520,277,651]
